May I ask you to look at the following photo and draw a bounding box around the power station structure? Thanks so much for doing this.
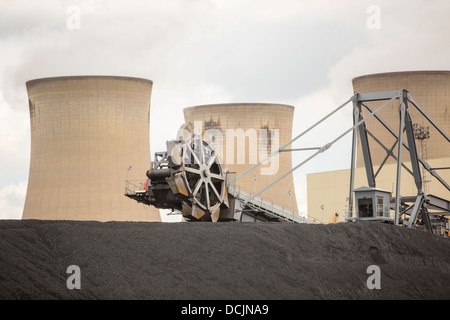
[122,76,448,230]
[125,87,449,230]
[307,71,450,235]
[183,103,299,213]
[125,103,310,223]
[22,76,161,222]
[125,122,313,223]
[21,71,448,231]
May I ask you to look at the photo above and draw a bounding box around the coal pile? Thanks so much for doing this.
[1,219,450,300]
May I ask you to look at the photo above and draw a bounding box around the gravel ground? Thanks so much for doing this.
[1,219,450,300]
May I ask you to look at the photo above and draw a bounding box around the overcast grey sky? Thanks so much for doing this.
[1,0,450,219]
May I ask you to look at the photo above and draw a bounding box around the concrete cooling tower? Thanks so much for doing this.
[22,76,161,222]
[183,103,299,212]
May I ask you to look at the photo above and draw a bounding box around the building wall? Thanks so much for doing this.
[23,76,161,222]
[307,168,352,223]
[308,71,450,223]
[184,103,298,212]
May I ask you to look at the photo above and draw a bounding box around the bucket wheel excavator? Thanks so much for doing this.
[125,123,311,223]
[128,124,231,222]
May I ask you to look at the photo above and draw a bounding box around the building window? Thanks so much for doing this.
[377,197,384,217]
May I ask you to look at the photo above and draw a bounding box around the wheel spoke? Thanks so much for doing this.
[187,143,201,165]
[200,140,206,164]
[207,152,216,168]
[204,182,210,210]
[184,166,201,175]
[209,182,221,200]
[210,173,225,181]
[192,180,203,198]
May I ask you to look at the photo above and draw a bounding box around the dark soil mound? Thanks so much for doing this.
[1,219,450,300]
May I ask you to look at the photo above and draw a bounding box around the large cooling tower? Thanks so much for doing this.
[23,76,161,222]
[353,71,450,167]
[184,103,298,212]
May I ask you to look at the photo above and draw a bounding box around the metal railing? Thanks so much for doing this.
[124,180,146,195]
[227,185,317,224]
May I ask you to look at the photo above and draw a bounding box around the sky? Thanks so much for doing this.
[1,0,450,220]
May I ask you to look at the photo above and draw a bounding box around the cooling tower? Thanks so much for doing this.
[23,76,161,222]
[184,103,298,212]
[352,71,450,167]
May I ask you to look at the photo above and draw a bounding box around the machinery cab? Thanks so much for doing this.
[354,186,392,221]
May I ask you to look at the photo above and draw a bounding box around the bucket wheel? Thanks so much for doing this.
[169,124,229,221]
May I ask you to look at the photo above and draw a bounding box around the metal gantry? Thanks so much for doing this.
[348,90,449,230]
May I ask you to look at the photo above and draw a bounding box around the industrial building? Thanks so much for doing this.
[22,76,161,222]
[183,103,299,213]
[307,71,450,226]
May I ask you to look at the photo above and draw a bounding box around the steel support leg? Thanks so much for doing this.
[421,207,433,232]
[348,101,359,219]
[357,104,376,188]
[407,194,424,229]
[404,106,423,192]
[395,93,407,226]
